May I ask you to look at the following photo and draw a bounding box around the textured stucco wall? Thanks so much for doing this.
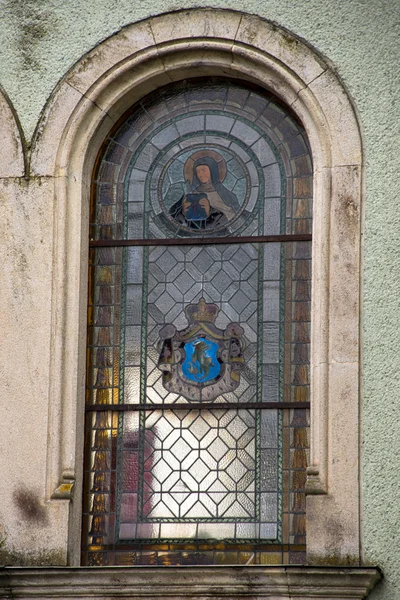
[0,1,399,597]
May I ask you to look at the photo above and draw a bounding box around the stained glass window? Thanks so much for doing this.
[83,79,312,566]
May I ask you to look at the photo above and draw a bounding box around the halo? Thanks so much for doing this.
[184,149,227,184]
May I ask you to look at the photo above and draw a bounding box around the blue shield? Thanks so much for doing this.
[182,338,220,383]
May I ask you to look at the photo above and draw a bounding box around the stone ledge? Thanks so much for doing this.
[0,565,381,599]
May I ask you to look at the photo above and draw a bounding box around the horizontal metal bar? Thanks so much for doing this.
[82,543,306,552]
[89,234,312,248]
[85,401,310,412]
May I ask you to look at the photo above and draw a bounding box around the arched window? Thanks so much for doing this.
[83,78,312,567]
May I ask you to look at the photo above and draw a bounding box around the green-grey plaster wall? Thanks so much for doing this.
[0,1,399,597]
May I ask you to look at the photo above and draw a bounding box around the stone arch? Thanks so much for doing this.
[31,9,362,564]
[0,84,25,177]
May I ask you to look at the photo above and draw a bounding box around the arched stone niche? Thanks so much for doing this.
[30,9,363,567]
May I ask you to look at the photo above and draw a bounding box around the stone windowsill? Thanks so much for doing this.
[0,565,381,599]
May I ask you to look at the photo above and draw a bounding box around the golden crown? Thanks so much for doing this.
[185,298,219,324]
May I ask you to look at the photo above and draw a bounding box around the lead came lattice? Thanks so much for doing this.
[83,79,312,566]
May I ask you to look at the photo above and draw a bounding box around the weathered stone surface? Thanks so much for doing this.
[235,14,326,85]
[0,566,382,599]
[297,69,362,167]
[0,177,70,565]
[329,165,361,364]
[30,83,106,177]
[65,20,155,96]
[150,9,242,44]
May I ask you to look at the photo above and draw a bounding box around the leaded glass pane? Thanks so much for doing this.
[90,80,311,242]
[119,408,264,541]
[84,79,312,567]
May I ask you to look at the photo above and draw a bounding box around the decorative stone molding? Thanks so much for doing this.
[0,566,381,599]
[51,471,75,500]
[29,9,363,564]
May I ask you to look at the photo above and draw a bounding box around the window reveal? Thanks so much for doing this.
[83,79,312,566]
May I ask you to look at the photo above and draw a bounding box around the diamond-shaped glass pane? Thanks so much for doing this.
[155,250,177,273]
[192,249,214,274]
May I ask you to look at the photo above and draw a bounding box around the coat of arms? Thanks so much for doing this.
[157,298,245,402]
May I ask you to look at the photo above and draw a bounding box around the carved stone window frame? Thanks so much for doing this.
[28,9,363,566]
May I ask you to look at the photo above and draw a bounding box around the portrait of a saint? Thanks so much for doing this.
[168,150,240,230]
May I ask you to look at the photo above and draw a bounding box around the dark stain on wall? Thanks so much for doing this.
[13,487,48,525]
[5,0,57,71]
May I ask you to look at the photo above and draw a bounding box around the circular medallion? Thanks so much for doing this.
[158,144,251,233]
